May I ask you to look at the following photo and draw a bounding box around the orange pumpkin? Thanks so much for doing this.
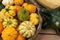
[15,5,23,12]
[0,22,3,34]
[14,0,24,5]
[16,34,25,40]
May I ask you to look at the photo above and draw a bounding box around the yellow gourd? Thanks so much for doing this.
[2,27,17,40]
[30,13,39,25]
[3,18,18,28]
[23,3,36,13]
[1,5,16,18]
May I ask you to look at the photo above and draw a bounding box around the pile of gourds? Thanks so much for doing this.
[0,0,40,40]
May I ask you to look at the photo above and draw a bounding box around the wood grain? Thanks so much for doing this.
[39,29,56,34]
[36,34,60,40]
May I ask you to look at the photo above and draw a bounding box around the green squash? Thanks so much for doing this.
[51,7,60,28]
[17,8,29,21]
[40,7,60,29]
[40,8,52,29]
[40,7,60,35]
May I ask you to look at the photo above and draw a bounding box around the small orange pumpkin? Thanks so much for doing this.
[0,22,3,34]
[14,0,24,5]
[15,5,23,12]
[16,34,25,40]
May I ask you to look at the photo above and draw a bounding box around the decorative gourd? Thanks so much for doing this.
[2,27,17,40]
[18,21,36,38]
[15,5,23,12]
[2,0,14,5]
[30,13,39,25]
[16,34,25,40]
[0,22,3,34]
[51,7,60,28]
[17,8,29,21]
[3,18,18,28]
[37,0,60,9]
[14,0,24,5]
[23,3,36,13]
[1,5,16,18]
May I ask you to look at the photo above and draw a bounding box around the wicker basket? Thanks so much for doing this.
[0,0,42,40]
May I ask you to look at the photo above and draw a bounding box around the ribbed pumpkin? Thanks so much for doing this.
[18,21,36,38]
[3,18,18,28]
[1,5,16,18]
[2,27,17,40]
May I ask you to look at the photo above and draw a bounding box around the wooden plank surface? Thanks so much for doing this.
[36,29,60,40]
[36,34,60,40]
[39,29,56,34]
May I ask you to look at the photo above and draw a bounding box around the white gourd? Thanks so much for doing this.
[18,21,36,38]
[2,0,13,5]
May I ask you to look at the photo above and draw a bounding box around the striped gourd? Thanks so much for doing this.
[18,21,36,38]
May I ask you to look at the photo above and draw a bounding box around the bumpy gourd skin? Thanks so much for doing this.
[2,27,17,40]
[23,3,36,13]
[17,8,29,21]
[1,5,16,18]
[3,18,18,28]
[30,13,39,25]
[18,21,36,38]
[14,0,24,5]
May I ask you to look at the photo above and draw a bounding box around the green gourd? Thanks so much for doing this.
[0,3,4,11]
[51,7,60,28]
[17,8,29,21]
[40,7,60,35]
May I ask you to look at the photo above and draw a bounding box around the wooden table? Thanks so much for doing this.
[36,29,60,40]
